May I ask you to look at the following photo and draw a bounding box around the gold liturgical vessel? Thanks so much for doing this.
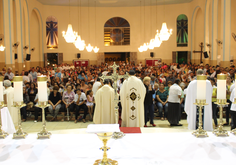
[94,132,118,165]
[13,76,28,139]
[213,74,229,136]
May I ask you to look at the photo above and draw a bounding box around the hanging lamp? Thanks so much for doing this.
[86,0,93,52]
[93,0,99,53]
[62,0,78,43]
[0,45,5,51]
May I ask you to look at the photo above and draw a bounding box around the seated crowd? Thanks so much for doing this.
[1,61,234,126]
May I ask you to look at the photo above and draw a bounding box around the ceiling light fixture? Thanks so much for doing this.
[86,0,93,52]
[62,0,78,43]
[93,0,99,53]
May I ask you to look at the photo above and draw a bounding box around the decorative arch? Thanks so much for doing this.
[46,16,58,49]
[31,8,44,62]
[104,17,130,46]
[177,14,188,47]
[191,6,201,59]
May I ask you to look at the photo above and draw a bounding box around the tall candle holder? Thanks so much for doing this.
[12,76,28,139]
[13,101,28,139]
[36,101,51,139]
[213,99,229,136]
[192,99,209,137]
[94,132,118,165]
[36,76,51,139]
[231,98,236,135]
[0,101,8,138]
[213,74,229,136]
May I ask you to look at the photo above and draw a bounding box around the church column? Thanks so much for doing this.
[221,0,231,67]
[3,0,15,71]
[15,0,24,72]
[211,0,218,66]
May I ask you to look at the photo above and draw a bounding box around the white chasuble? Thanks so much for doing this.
[3,87,18,127]
[184,80,213,131]
[120,76,146,127]
[93,85,115,124]
[1,107,16,133]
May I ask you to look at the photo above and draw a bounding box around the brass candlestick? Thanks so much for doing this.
[36,101,51,139]
[192,99,209,137]
[231,98,236,135]
[13,101,28,139]
[213,99,229,136]
[94,132,118,165]
[0,101,8,138]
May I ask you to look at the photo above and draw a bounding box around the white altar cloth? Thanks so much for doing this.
[0,132,235,165]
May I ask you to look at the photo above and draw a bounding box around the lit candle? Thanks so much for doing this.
[37,76,48,102]
[0,76,3,102]
[217,74,226,99]
[13,76,23,102]
[197,75,206,100]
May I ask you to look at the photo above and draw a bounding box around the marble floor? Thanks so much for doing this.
[20,119,232,134]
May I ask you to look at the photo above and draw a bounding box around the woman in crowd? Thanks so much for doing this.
[28,83,38,103]
[156,83,169,121]
[167,79,182,126]
[61,84,75,121]
[143,76,156,127]
[225,76,232,125]
[20,87,30,122]
[86,90,94,121]
[48,86,62,121]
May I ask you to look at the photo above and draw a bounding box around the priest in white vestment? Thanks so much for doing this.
[93,79,115,124]
[120,70,146,127]
[3,80,18,127]
[184,69,213,131]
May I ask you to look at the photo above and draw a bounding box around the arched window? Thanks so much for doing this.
[104,17,130,46]
[177,14,188,47]
[46,16,58,49]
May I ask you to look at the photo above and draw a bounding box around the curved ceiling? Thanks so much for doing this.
[37,0,194,7]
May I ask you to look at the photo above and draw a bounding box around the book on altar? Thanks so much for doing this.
[86,124,120,133]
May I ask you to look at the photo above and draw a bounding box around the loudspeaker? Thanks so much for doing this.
[26,54,31,61]
[150,52,154,58]
[14,53,18,60]
[204,51,209,58]
[77,53,81,59]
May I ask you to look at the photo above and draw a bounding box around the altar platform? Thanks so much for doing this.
[0,130,235,165]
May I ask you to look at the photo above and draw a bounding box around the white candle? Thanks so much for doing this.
[0,81,3,102]
[13,76,23,102]
[37,76,48,102]
[197,75,206,100]
[217,74,226,99]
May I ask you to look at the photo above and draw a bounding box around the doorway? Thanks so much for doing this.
[104,52,130,63]
[177,51,188,64]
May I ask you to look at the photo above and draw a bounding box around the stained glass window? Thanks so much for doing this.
[177,14,188,47]
[46,16,58,49]
[104,17,130,46]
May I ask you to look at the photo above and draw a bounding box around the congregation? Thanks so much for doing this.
[1,61,235,129]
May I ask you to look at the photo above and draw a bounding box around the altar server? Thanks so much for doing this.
[120,70,146,127]
[3,80,18,127]
[184,69,213,131]
[93,79,115,124]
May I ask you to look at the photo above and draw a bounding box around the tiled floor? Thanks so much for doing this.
[20,118,232,134]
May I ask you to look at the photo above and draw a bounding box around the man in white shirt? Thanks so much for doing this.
[74,89,88,123]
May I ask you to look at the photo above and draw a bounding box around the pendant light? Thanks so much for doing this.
[148,0,154,50]
[93,0,99,53]
[158,0,172,41]
[86,0,93,52]
[138,1,143,52]
[0,45,5,51]
[154,0,162,47]
[74,0,85,51]
[62,0,78,43]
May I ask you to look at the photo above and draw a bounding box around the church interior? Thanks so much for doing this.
[0,0,236,164]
